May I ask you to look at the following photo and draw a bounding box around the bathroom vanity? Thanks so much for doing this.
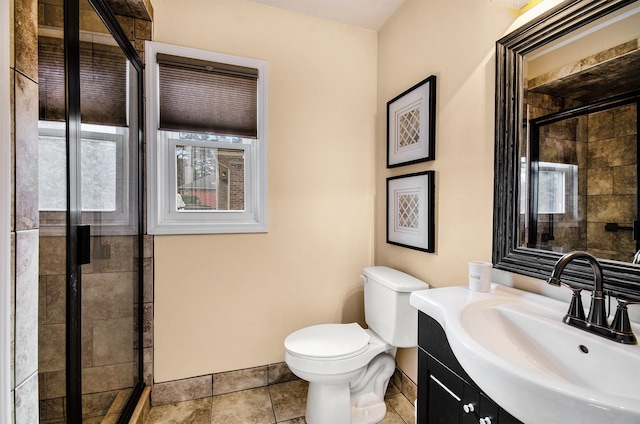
[411,285,640,424]
[417,311,521,424]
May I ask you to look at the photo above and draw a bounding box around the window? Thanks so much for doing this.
[537,162,578,217]
[145,41,268,234]
[38,31,139,236]
[521,158,578,217]
[38,121,138,235]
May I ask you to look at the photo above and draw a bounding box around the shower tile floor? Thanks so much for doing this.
[145,379,416,424]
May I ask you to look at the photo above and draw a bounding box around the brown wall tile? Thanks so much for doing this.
[14,0,38,80]
[83,272,135,320]
[588,109,614,142]
[40,2,63,28]
[152,375,212,406]
[213,366,267,395]
[38,236,65,275]
[587,194,636,222]
[38,322,65,373]
[134,18,151,40]
[614,103,637,137]
[267,362,298,385]
[82,362,134,394]
[614,165,637,195]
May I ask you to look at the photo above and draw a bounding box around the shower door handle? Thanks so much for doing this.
[77,225,91,265]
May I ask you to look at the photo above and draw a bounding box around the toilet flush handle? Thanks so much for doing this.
[360,275,368,283]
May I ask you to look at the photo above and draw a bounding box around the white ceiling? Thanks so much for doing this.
[247,0,406,31]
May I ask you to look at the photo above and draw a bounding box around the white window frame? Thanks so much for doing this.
[37,122,138,236]
[145,41,268,234]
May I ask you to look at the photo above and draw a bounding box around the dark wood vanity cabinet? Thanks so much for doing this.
[417,312,522,424]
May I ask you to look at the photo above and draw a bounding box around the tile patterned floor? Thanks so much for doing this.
[145,379,416,424]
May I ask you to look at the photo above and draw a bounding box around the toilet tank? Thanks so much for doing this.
[363,266,429,348]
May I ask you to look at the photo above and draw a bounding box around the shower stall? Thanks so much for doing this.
[37,0,145,421]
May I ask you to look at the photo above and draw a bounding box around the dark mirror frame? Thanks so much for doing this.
[493,0,640,300]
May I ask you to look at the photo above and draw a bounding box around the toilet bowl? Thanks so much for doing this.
[284,266,428,424]
[285,324,395,424]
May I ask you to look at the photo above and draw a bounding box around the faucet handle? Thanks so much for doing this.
[610,297,639,344]
[563,287,586,322]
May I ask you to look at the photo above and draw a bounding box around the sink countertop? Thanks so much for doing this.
[410,284,640,424]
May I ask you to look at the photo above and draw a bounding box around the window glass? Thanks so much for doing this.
[175,140,246,212]
[38,122,122,212]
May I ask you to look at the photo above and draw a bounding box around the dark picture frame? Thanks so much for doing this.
[387,171,435,252]
[387,75,436,168]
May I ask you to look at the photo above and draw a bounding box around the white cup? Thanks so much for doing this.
[468,261,493,292]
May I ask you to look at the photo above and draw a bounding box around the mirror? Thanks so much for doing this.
[493,0,640,299]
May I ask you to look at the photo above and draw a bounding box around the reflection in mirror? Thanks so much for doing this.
[520,3,640,261]
[524,98,639,261]
[493,0,640,298]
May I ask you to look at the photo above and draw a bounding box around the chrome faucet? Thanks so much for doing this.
[547,251,636,344]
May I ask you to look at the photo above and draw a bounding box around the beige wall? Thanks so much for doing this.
[376,0,516,381]
[151,0,377,382]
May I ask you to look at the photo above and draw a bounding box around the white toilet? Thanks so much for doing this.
[284,266,428,424]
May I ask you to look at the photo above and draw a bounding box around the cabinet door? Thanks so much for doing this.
[427,373,462,424]
[499,407,522,424]
[479,393,499,424]
[426,353,463,424]
[417,313,523,424]
[461,382,479,424]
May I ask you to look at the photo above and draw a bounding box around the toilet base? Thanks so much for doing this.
[351,393,387,424]
[305,382,351,424]
[305,383,388,424]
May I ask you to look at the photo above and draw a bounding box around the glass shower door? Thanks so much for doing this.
[38,0,144,421]
[76,0,143,420]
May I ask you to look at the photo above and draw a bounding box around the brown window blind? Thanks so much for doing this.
[38,36,128,127]
[157,53,258,138]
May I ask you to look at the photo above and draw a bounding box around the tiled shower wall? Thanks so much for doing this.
[527,94,638,260]
[9,0,153,422]
[36,1,153,421]
[585,103,638,261]
[11,0,41,422]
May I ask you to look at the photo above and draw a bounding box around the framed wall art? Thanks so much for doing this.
[386,75,436,168]
[386,171,435,252]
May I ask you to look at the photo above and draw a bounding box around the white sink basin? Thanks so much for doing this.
[410,285,640,424]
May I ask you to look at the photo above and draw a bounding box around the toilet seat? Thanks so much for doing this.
[285,323,370,360]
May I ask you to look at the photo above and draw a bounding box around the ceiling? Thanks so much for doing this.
[247,0,406,31]
[529,49,640,103]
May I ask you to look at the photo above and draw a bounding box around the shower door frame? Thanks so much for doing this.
[63,0,145,421]
[526,91,640,252]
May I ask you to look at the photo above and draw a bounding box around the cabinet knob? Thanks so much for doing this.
[479,418,492,424]
[463,403,475,413]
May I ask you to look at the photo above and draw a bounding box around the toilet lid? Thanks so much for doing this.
[285,323,370,359]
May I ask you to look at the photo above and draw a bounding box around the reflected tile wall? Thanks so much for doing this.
[38,234,140,418]
[526,78,637,262]
[586,104,638,262]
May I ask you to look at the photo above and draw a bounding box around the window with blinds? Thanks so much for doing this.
[37,32,138,235]
[157,54,258,138]
[38,35,129,126]
[145,41,268,235]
